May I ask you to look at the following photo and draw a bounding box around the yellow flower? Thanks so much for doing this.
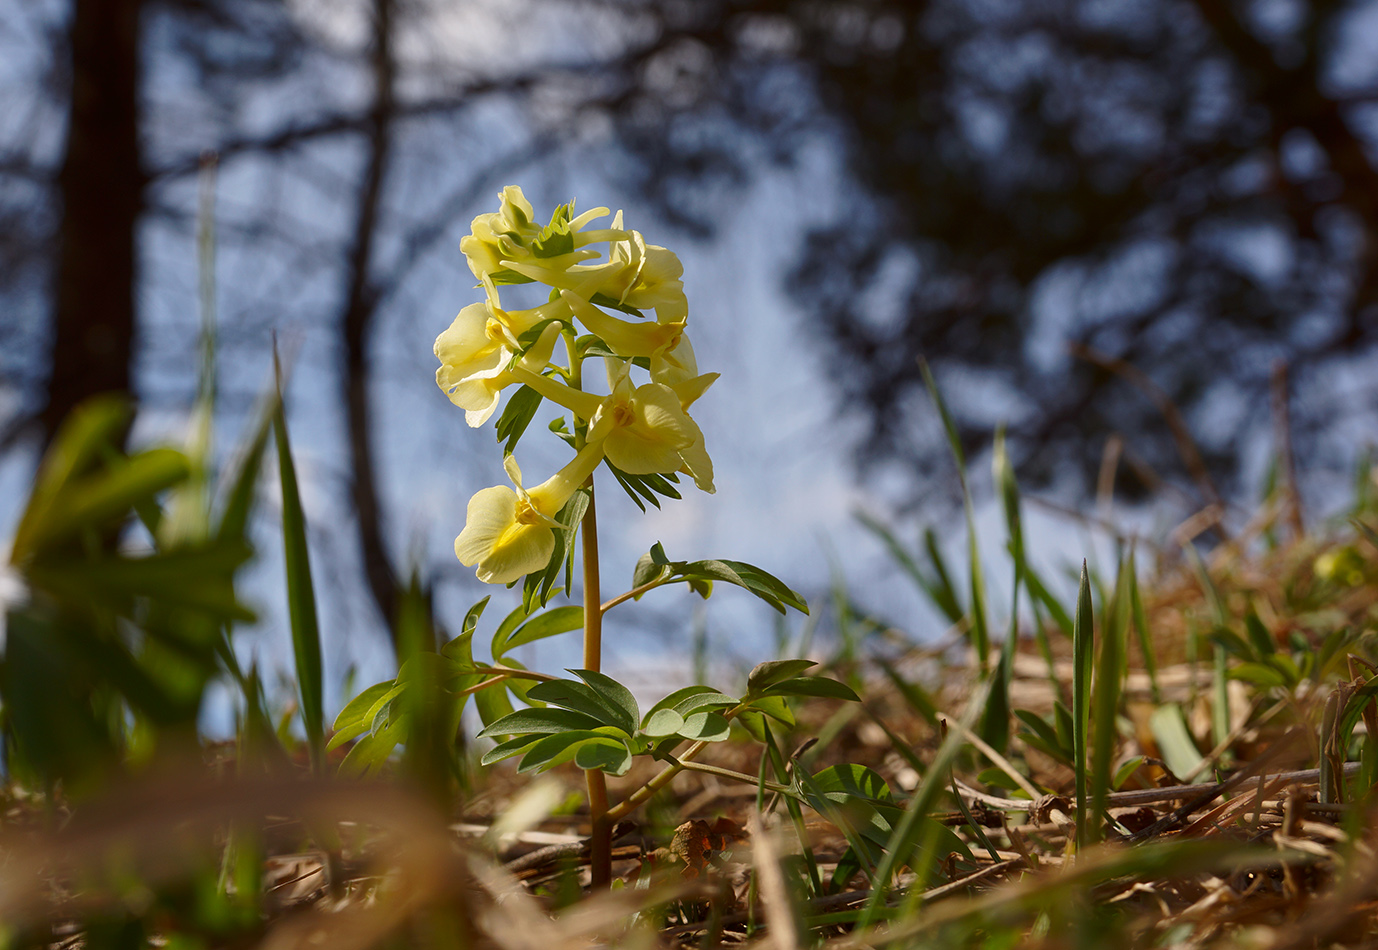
[455,445,604,584]
[599,213,688,322]
[461,187,624,284]
[512,359,716,493]
[498,211,687,323]
[434,291,566,426]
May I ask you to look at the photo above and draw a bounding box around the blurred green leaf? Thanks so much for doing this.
[495,606,583,659]
[762,676,860,702]
[747,659,817,694]
[273,371,325,774]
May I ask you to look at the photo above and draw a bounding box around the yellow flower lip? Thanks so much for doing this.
[454,445,607,585]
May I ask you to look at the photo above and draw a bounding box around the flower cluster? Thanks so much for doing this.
[437,187,718,584]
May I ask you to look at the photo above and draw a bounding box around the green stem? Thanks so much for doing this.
[582,478,612,888]
[604,702,749,822]
[600,576,672,614]
[674,760,795,796]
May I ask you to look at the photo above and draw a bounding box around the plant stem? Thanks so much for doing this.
[581,479,612,888]
[600,576,671,614]
[675,760,795,796]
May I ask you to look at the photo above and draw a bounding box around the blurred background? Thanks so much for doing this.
[3,0,1378,714]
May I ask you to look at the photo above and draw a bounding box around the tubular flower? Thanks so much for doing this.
[512,360,715,493]
[556,289,701,386]
[599,213,688,322]
[455,444,604,584]
[500,211,687,323]
[459,186,543,281]
[434,292,567,426]
[461,187,624,284]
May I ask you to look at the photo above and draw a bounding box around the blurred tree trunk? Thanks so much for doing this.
[42,0,144,444]
[340,0,408,653]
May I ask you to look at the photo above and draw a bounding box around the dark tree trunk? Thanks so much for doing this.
[43,0,143,443]
[340,0,404,650]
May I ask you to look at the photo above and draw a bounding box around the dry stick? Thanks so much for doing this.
[582,479,612,889]
[955,761,1361,814]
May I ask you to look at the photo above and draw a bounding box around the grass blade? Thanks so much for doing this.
[273,360,325,774]
[919,359,989,666]
[1072,560,1093,849]
[1089,557,1129,843]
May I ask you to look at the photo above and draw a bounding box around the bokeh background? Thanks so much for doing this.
[4,0,1378,714]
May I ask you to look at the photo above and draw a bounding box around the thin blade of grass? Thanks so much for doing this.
[1072,560,1093,849]
[273,355,325,774]
[860,678,990,928]
[1126,549,1161,703]
[920,359,989,666]
[1089,557,1129,844]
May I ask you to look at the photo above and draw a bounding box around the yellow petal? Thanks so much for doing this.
[455,486,519,565]
[676,432,715,494]
[559,290,682,358]
[453,483,557,584]
[650,332,699,385]
[477,523,555,584]
[605,430,685,475]
[668,372,719,410]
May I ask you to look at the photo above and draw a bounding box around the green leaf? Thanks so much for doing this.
[1071,560,1093,847]
[803,764,898,851]
[747,659,817,694]
[274,376,325,774]
[25,449,192,557]
[920,359,988,664]
[744,694,795,726]
[573,737,633,776]
[517,729,620,773]
[11,396,131,560]
[474,679,515,728]
[632,552,673,591]
[1149,704,1203,783]
[1230,662,1288,689]
[642,708,685,737]
[477,706,606,738]
[645,686,735,723]
[1015,710,1069,762]
[855,514,961,624]
[494,385,542,455]
[763,676,860,702]
[26,541,255,624]
[811,763,892,801]
[329,681,399,750]
[570,669,640,731]
[683,559,808,615]
[1113,756,1146,790]
[523,489,586,610]
[480,735,542,767]
[672,690,737,716]
[877,661,939,728]
[1209,627,1256,661]
[216,387,279,545]
[339,722,404,778]
[495,606,583,659]
[677,711,731,742]
[525,677,635,735]
[1244,612,1275,658]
